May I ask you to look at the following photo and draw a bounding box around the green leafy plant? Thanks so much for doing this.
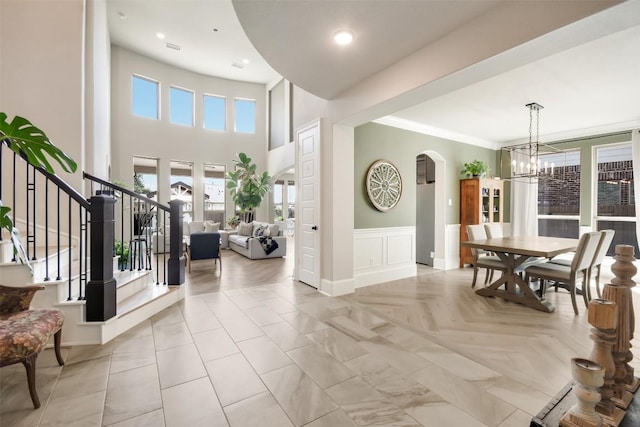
[115,240,130,269]
[460,160,488,178]
[226,153,271,223]
[0,113,78,264]
[226,215,240,228]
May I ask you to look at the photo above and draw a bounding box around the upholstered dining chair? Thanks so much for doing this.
[186,232,221,273]
[524,231,601,315]
[548,230,615,299]
[484,223,503,239]
[589,230,615,298]
[466,224,507,288]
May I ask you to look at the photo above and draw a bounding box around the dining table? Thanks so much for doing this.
[462,235,579,312]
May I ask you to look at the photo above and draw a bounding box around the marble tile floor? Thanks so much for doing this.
[1,259,639,427]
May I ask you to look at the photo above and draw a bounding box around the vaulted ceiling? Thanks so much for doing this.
[107,0,640,147]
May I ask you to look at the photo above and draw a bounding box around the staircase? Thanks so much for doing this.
[0,237,184,346]
[0,145,186,345]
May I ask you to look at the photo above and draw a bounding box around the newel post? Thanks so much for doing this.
[86,194,117,321]
[168,200,185,285]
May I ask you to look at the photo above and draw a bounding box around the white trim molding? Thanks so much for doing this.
[320,278,356,297]
[434,223,461,270]
[353,226,417,288]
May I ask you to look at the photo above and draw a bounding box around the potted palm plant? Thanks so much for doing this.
[0,113,77,264]
[226,153,271,223]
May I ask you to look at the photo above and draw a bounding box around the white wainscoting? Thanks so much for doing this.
[353,226,416,288]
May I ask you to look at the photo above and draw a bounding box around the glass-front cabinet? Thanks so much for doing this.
[459,178,504,267]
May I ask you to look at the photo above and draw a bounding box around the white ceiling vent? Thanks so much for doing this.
[165,42,181,51]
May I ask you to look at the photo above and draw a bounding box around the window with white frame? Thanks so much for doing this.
[203,94,226,131]
[170,86,194,127]
[132,75,159,120]
[595,143,637,256]
[170,161,194,220]
[235,98,256,133]
[537,150,581,238]
[203,163,226,225]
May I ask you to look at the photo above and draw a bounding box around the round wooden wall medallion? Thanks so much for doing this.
[366,160,402,212]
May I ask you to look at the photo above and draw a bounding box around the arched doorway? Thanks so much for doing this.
[416,151,447,268]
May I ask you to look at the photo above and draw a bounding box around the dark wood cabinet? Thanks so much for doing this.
[459,178,503,267]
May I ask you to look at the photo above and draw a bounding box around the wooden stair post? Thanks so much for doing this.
[86,194,117,321]
[168,200,185,285]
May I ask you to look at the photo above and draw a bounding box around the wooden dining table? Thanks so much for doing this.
[462,235,579,312]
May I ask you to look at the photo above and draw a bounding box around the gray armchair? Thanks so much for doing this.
[186,232,221,273]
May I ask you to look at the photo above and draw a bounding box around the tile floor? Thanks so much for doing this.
[0,262,637,426]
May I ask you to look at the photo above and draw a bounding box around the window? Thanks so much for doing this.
[273,179,295,222]
[170,86,194,126]
[273,182,284,222]
[170,161,194,221]
[203,94,226,131]
[537,150,581,238]
[133,157,158,199]
[235,98,256,133]
[203,164,226,224]
[132,75,159,120]
[287,182,296,219]
[595,143,637,256]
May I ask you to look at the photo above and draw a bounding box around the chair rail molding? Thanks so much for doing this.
[353,226,416,288]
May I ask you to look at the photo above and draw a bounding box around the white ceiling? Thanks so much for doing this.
[106,0,640,148]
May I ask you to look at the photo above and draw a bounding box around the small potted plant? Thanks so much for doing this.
[460,160,488,178]
[226,215,240,230]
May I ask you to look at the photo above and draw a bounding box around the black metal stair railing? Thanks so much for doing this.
[1,142,185,322]
[1,144,90,302]
[83,172,173,285]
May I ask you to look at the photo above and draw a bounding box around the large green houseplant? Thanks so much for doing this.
[0,113,77,262]
[226,152,271,223]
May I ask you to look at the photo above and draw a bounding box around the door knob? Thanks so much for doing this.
[311,225,318,230]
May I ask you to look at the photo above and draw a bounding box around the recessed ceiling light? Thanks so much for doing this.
[242,58,250,65]
[333,30,354,46]
[117,11,127,19]
[156,33,165,40]
[213,28,219,32]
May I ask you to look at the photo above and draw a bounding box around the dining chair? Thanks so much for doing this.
[484,223,503,238]
[548,230,615,299]
[466,224,507,287]
[589,230,615,298]
[186,232,222,273]
[524,231,601,315]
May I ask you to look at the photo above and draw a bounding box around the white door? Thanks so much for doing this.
[296,120,321,288]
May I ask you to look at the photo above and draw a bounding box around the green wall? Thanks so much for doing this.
[354,122,497,229]
[355,123,632,230]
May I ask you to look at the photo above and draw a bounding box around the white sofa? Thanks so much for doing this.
[228,221,287,259]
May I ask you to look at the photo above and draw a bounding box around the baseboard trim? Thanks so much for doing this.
[320,278,356,297]
[354,264,417,288]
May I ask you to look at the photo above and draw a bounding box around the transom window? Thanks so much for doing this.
[132,75,159,120]
[203,94,226,131]
[235,98,256,133]
[170,86,194,127]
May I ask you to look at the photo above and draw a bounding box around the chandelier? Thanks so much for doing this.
[501,102,561,180]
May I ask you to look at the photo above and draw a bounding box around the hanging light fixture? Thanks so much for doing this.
[501,102,562,181]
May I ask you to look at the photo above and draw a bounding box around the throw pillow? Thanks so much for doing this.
[268,224,280,237]
[189,221,205,235]
[238,221,253,236]
[205,221,220,232]
[263,226,271,237]
[253,225,266,237]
